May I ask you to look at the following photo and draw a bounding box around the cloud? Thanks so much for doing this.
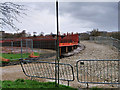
[5,2,56,35]
[3,2,118,34]
[59,2,118,32]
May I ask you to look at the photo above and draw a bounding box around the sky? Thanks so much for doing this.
[1,1,119,35]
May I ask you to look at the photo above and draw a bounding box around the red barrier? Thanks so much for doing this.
[1,33,79,48]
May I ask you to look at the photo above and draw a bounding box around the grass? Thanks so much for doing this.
[90,87,103,90]
[0,52,40,65]
[0,52,39,60]
[1,79,77,89]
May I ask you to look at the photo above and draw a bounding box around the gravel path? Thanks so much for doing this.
[61,41,118,64]
[59,41,119,88]
[0,41,119,88]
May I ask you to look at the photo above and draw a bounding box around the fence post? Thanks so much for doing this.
[11,41,13,53]
[68,81,69,86]
[87,83,89,88]
[26,39,28,53]
[31,39,33,52]
[21,39,23,59]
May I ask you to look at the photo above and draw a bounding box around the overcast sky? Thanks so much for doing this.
[3,1,118,35]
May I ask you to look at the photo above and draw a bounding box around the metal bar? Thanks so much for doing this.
[77,59,119,61]
[99,61,102,80]
[80,62,82,81]
[118,60,120,87]
[113,61,116,83]
[84,61,85,82]
[37,63,42,77]
[90,61,92,82]
[21,39,23,58]
[11,41,13,53]
[76,59,120,84]
[111,61,112,83]
[68,81,69,86]
[97,60,98,82]
[26,39,28,53]
[31,62,35,76]
[107,61,109,83]
[103,61,105,83]
[87,61,88,83]
[31,39,33,52]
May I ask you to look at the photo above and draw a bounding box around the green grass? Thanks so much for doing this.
[1,79,77,89]
[0,52,39,60]
[90,87,103,90]
[33,52,40,56]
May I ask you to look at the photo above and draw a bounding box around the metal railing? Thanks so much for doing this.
[76,59,120,84]
[90,36,120,51]
[20,59,74,86]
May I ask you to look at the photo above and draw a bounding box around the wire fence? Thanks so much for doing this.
[32,38,56,60]
[76,59,120,84]
[90,36,120,51]
[1,38,57,61]
[2,39,33,60]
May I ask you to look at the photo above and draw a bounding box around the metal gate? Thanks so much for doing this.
[20,59,74,86]
[76,59,120,84]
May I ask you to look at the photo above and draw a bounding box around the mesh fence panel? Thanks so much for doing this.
[90,36,120,51]
[1,39,33,60]
[76,59,120,84]
[20,60,74,82]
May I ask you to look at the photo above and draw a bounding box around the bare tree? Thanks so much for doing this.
[33,32,37,37]
[39,32,44,36]
[0,2,26,32]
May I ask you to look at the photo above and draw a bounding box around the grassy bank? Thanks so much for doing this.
[1,79,77,89]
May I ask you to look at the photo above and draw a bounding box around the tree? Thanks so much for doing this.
[39,32,44,36]
[21,30,26,37]
[33,32,37,37]
[26,32,31,37]
[90,29,100,36]
[0,2,26,32]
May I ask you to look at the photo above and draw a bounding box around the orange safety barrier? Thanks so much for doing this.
[29,52,39,58]
[0,57,10,62]
[59,42,78,47]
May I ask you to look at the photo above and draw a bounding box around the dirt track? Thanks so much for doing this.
[0,41,119,88]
